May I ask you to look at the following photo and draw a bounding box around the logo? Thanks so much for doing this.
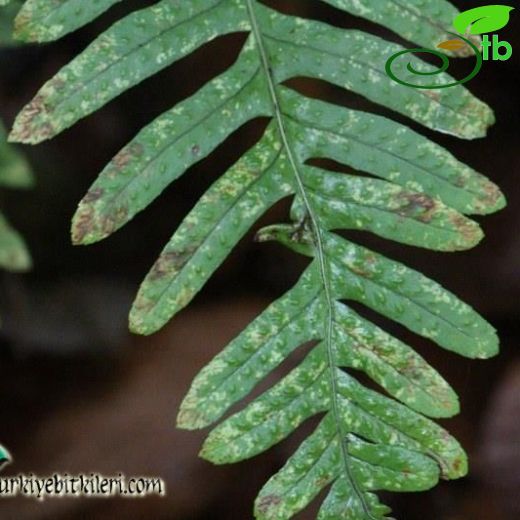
[0,445,166,500]
[386,5,514,89]
[0,445,11,472]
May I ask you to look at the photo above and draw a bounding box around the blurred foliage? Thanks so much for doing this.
[0,0,22,47]
[0,122,32,274]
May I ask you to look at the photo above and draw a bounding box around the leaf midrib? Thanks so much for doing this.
[245,1,376,517]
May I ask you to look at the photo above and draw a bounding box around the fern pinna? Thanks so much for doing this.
[4,0,505,518]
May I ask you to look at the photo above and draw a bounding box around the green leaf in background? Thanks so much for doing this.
[0,210,31,271]
[0,0,22,46]
[0,122,32,188]
[0,122,32,273]
[3,0,506,517]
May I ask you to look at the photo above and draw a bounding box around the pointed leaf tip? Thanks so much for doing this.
[8,96,57,145]
[71,201,112,246]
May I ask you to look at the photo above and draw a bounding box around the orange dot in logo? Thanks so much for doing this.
[437,39,468,51]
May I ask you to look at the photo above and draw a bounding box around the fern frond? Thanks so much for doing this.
[5,0,505,517]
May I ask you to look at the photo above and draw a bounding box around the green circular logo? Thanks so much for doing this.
[385,34,483,90]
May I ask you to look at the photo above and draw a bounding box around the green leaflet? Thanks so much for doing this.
[72,36,270,245]
[0,0,21,46]
[10,0,250,143]
[299,165,484,251]
[279,88,504,215]
[5,0,505,518]
[332,302,459,418]
[178,268,326,430]
[130,123,293,335]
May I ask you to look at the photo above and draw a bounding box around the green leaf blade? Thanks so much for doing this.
[201,347,329,464]
[178,267,324,430]
[9,0,250,144]
[71,39,269,245]
[129,125,292,336]
[300,165,484,252]
[255,417,340,520]
[281,88,505,216]
[4,0,504,516]
[334,302,459,419]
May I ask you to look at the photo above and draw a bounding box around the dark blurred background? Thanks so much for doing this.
[0,1,518,518]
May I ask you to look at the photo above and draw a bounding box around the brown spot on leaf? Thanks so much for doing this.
[424,90,441,103]
[454,175,467,188]
[176,408,207,430]
[397,193,436,223]
[71,204,95,245]
[49,76,66,91]
[256,495,282,515]
[449,213,481,246]
[315,475,331,488]
[72,203,128,245]
[402,360,423,380]
[10,94,55,144]
[13,8,30,36]
[111,142,144,170]
[479,181,505,212]
[101,207,128,238]
[148,247,198,281]
[349,264,371,278]
[452,458,463,473]
[82,187,105,204]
